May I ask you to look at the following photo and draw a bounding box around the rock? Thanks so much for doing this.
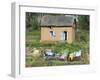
[31,48,41,57]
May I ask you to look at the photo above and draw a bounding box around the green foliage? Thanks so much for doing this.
[26,13,40,31]
[75,29,89,43]
[78,15,89,30]
[52,42,81,54]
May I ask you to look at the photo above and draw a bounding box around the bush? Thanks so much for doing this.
[75,30,89,43]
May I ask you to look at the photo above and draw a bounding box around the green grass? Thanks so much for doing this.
[26,56,88,67]
[26,30,89,67]
[26,31,40,40]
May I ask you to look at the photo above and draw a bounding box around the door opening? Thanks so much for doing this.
[61,31,67,40]
[64,31,67,40]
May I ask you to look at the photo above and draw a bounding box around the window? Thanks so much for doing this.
[49,26,52,29]
[49,31,56,37]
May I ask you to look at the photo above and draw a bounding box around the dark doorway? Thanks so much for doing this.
[64,31,67,40]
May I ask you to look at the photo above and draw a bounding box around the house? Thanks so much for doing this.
[40,15,76,43]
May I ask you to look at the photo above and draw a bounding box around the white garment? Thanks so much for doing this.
[46,51,54,56]
[74,50,81,57]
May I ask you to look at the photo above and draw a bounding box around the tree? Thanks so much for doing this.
[78,15,89,30]
[75,15,89,43]
[26,12,41,32]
